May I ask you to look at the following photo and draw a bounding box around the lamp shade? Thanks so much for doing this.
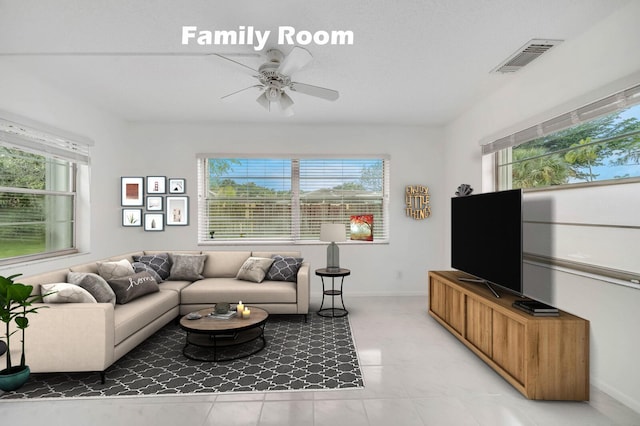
[320,223,346,242]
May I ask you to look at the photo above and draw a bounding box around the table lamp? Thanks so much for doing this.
[320,223,346,271]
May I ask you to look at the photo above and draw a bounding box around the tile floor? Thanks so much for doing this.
[2,296,640,425]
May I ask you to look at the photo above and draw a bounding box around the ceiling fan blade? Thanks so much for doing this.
[221,84,263,99]
[213,54,259,73]
[289,82,339,101]
[277,46,313,76]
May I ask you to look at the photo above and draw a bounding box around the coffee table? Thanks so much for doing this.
[179,306,269,362]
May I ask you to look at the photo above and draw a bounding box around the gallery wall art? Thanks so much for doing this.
[120,176,188,230]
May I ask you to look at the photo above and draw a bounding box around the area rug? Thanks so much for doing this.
[0,314,363,399]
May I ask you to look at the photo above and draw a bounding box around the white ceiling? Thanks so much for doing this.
[0,0,631,126]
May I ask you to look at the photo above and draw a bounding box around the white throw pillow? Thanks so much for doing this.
[97,259,135,281]
[41,283,97,304]
[236,257,275,283]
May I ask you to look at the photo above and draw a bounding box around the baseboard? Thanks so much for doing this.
[311,292,428,304]
[592,379,640,415]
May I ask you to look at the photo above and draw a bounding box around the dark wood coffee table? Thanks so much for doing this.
[179,306,269,362]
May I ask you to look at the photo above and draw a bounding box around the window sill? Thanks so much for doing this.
[0,250,86,270]
[198,239,389,246]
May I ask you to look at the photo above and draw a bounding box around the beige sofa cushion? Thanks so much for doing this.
[108,251,145,263]
[158,280,193,293]
[252,251,301,258]
[201,251,251,278]
[70,262,100,274]
[21,269,71,296]
[181,277,297,304]
[113,289,179,345]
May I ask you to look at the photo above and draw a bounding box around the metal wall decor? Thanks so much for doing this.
[405,185,431,220]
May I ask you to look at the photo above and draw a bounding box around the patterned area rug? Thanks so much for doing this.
[0,314,363,399]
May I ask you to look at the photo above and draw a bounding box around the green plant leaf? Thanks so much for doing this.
[15,316,28,329]
[7,283,33,303]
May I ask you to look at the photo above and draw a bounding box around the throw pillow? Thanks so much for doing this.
[266,255,304,282]
[107,272,159,304]
[168,254,207,281]
[40,283,97,304]
[236,257,275,283]
[132,262,164,283]
[132,253,172,280]
[97,259,135,281]
[67,272,117,306]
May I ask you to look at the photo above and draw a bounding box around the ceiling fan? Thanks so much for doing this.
[215,46,339,116]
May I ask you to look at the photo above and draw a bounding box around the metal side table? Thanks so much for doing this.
[316,268,351,317]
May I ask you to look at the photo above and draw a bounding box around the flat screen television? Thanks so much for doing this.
[451,188,523,297]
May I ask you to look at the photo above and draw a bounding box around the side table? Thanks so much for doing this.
[316,268,351,317]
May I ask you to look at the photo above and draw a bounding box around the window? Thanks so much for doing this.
[489,84,640,190]
[197,156,389,243]
[0,115,91,264]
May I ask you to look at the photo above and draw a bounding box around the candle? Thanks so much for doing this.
[242,308,251,319]
[236,301,244,315]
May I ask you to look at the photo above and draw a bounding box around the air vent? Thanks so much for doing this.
[492,39,562,73]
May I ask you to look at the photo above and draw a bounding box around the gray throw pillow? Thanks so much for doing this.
[107,272,159,304]
[132,253,172,280]
[41,283,97,304]
[266,255,303,282]
[132,262,164,283]
[168,254,207,281]
[67,272,117,306]
[236,257,275,283]
[97,259,135,281]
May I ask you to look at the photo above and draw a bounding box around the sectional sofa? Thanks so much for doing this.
[1,250,309,382]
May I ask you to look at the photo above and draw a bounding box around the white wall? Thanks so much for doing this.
[124,122,446,298]
[0,62,447,297]
[444,1,640,412]
[0,63,133,278]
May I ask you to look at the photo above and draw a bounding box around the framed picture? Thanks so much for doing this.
[121,177,144,206]
[122,209,142,227]
[166,196,189,226]
[146,176,166,194]
[146,196,163,211]
[144,213,165,231]
[350,214,374,241]
[168,178,186,194]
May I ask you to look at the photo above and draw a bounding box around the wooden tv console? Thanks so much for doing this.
[428,270,589,400]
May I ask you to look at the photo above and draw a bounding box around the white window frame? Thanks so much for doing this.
[197,154,390,245]
[0,113,92,265]
[488,83,640,191]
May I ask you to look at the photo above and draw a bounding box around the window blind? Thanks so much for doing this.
[200,158,293,241]
[197,155,390,243]
[0,116,92,164]
[298,158,389,241]
[482,83,640,155]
